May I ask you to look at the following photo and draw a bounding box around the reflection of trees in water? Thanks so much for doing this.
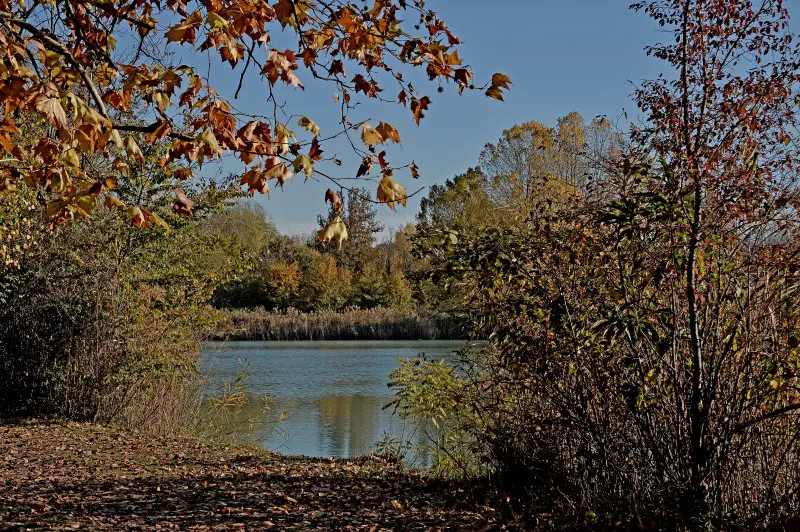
[203,394,446,467]
[317,395,379,457]
[200,391,446,466]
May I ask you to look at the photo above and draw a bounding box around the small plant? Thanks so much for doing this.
[387,351,488,480]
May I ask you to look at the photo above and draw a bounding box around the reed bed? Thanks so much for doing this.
[213,307,465,341]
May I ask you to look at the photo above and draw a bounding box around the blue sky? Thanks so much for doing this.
[188,1,673,236]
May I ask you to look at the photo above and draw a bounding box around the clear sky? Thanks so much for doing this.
[182,1,706,236]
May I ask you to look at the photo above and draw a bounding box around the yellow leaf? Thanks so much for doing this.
[196,129,223,158]
[61,148,80,168]
[275,123,295,155]
[75,129,95,153]
[35,96,67,128]
[266,162,293,186]
[105,195,125,209]
[153,92,170,112]
[317,215,349,249]
[491,73,512,89]
[485,86,504,101]
[148,211,170,232]
[292,154,314,180]
[106,128,124,149]
[127,205,146,228]
[81,105,110,128]
[298,116,320,136]
[206,12,228,29]
[377,175,407,211]
[124,136,144,162]
[361,122,383,146]
[74,195,97,216]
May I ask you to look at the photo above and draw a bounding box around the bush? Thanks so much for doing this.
[0,186,238,434]
[411,162,800,527]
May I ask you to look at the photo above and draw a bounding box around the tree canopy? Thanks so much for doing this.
[0,0,510,232]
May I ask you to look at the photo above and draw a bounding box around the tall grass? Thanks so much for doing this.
[214,307,465,341]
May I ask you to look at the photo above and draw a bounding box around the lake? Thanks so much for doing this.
[199,340,464,459]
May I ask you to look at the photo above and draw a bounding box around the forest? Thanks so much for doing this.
[1,0,800,529]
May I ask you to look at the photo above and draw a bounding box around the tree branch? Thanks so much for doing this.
[0,10,110,122]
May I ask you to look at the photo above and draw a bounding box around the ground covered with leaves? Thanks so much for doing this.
[0,422,522,530]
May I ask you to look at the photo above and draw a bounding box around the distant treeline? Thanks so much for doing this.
[213,307,466,341]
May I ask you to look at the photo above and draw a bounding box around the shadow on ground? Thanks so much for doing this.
[0,422,519,530]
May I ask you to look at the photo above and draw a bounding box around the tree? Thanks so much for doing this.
[629,0,800,525]
[336,187,384,271]
[408,2,800,527]
[302,255,351,310]
[0,0,510,233]
[416,167,496,231]
[478,112,611,221]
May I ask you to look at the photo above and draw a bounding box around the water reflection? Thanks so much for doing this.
[199,340,461,460]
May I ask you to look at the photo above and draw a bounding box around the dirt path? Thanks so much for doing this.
[0,422,521,530]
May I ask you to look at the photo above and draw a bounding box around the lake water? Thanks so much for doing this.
[198,340,463,459]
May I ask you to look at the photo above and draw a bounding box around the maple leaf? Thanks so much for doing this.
[127,205,149,228]
[352,74,382,98]
[491,73,512,89]
[165,11,202,43]
[317,215,349,249]
[75,129,95,153]
[376,122,401,144]
[62,148,80,169]
[153,92,170,112]
[410,96,430,125]
[329,60,345,77]
[124,136,144,163]
[74,195,97,217]
[147,211,170,232]
[173,190,195,216]
[196,129,223,159]
[35,96,67,129]
[266,162,293,186]
[205,12,228,29]
[292,154,314,180]
[276,123,295,155]
[298,116,320,136]
[105,195,125,209]
[361,123,383,146]
[324,188,343,214]
[357,156,374,177]
[239,167,270,196]
[308,137,324,161]
[105,129,124,149]
[410,160,419,179]
[486,73,512,101]
[377,175,407,211]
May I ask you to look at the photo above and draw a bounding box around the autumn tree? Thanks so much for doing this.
[402,1,800,527]
[302,255,351,310]
[0,0,510,236]
[478,112,612,221]
[626,0,800,525]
